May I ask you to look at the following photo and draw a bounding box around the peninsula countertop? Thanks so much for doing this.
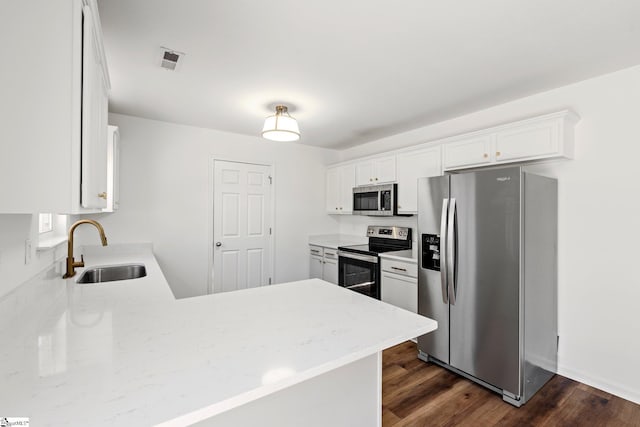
[0,244,436,426]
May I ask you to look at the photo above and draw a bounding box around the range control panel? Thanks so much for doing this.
[422,234,441,271]
[367,226,411,240]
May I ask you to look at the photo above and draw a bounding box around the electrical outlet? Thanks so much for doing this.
[24,239,32,265]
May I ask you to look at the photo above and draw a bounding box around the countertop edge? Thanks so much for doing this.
[157,320,438,426]
[379,250,418,264]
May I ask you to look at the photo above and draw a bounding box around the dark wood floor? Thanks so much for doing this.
[382,341,640,427]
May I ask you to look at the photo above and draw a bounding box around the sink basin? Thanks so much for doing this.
[77,263,147,284]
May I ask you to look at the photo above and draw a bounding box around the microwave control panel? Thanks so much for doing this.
[422,234,440,271]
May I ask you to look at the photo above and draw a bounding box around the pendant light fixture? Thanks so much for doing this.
[262,105,300,142]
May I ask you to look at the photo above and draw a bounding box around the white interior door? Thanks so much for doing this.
[213,160,273,293]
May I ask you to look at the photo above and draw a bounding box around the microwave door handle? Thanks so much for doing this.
[440,199,449,304]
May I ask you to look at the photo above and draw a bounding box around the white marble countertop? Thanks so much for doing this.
[308,234,367,249]
[0,244,436,426]
[379,248,418,264]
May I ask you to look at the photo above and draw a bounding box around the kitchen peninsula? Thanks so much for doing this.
[0,245,437,426]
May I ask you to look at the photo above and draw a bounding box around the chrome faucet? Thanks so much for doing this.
[63,219,108,278]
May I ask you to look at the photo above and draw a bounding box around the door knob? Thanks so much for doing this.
[215,242,222,247]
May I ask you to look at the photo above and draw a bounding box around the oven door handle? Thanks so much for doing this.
[338,251,379,264]
[346,282,375,290]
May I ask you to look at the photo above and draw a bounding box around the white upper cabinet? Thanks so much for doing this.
[443,110,579,171]
[339,164,356,213]
[0,0,110,214]
[396,147,442,214]
[325,111,578,215]
[326,163,355,214]
[325,167,340,214]
[355,155,396,186]
[494,118,562,162]
[82,4,109,209]
[442,135,493,170]
[104,126,120,212]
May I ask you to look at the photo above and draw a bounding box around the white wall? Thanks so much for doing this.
[334,65,640,404]
[0,215,67,298]
[76,114,340,298]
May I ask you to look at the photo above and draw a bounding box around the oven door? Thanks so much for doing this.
[338,251,379,299]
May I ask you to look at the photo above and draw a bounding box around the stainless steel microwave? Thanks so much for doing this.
[352,183,397,216]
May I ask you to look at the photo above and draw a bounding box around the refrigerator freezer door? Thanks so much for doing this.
[449,168,521,396]
[417,176,450,363]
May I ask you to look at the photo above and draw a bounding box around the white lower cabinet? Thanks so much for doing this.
[323,251,339,285]
[381,258,417,313]
[310,255,324,280]
[309,246,339,284]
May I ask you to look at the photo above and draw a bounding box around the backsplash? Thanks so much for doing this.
[336,215,418,242]
[0,215,67,299]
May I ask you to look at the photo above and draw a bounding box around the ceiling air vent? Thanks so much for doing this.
[159,47,184,71]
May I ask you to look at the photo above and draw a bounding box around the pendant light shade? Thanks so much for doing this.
[262,105,300,141]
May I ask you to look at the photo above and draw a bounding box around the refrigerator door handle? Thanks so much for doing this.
[447,198,457,305]
[440,199,449,304]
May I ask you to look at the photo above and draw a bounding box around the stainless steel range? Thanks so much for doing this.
[337,226,412,299]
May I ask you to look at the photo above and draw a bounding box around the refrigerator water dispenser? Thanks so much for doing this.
[421,234,440,271]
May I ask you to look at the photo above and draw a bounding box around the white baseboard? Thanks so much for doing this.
[557,363,640,405]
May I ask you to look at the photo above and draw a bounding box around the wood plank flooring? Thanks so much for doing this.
[382,341,640,426]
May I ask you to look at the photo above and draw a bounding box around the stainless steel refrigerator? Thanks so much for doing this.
[417,166,558,407]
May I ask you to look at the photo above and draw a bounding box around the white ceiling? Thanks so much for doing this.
[97,0,640,149]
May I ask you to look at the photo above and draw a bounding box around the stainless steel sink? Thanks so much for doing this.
[77,264,147,284]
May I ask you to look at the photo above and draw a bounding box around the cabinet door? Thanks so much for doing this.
[374,156,396,184]
[355,161,374,186]
[81,6,108,209]
[326,167,340,213]
[339,164,355,213]
[323,257,338,284]
[381,271,418,312]
[443,135,493,170]
[310,255,324,279]
[104,125,120,212]
[494,120,560,163]
[396,147,441,214]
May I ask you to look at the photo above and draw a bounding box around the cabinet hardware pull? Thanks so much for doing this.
[98,192,107,199]
[369,178,373,182]
[339,207,343,210]
[496,151,501,156]
[391,266,407,272]
[375,177,378,181]
[335,207,338,210]
[483,153,488,158]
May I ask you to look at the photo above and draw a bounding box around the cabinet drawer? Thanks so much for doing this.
[309,245,323,256]
[381,259,417,278]
[323,249,338,260]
